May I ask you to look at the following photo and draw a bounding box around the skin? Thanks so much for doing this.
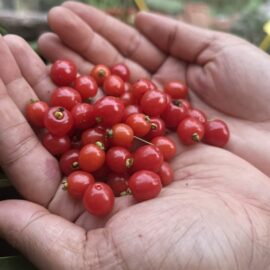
[0,1,270,269]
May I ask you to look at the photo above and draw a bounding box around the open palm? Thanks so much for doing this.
[1,2,270,269]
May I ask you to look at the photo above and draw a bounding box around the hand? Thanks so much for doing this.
[0,2,270,270]
[38,1,270,176]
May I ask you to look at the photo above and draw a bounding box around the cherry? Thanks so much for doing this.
[110,63,130,82]
[164,81,188,99]
[109,123,134,148]
[158,162,174,187]
[26,100,49,128]
[94,96,125,127]
[90,64,111,86]
[44,107,74,137]
[42,133,71,156]
[129,170,162,202]
[177,117,205,145]
[83,182,115,216]
[103,75,125,97]
[188,108,207,125]
[122,105,141,122]
[74,75,98,100]
[71,103,95,130]
[145,118,166,140]
[50,87,82,110]
[107,173,129,197]
[81,127,109,149]
[79,143,105,173]
[120,91,134,106]
[50,59,77,86]
[125,113,151,137]
[151,136,177,161]
[204,119,230,147]
[132,78,156,103]
[133,145,163,172]
[66,171,95,199]
[59,149,80,176]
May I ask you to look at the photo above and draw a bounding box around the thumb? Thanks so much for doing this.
[0,200,86,270]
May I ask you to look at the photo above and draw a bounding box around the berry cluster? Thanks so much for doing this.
[26,60,229,217]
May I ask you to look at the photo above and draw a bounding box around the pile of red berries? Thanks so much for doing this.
[26,60,229,217]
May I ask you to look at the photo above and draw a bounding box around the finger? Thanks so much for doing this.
[0,200,86,270]
[38,33,93,75]
[135,12,217,63]
[4,35,55,103]
[62,1,165,72]
[47,7,150,81]
[0,80,60,205]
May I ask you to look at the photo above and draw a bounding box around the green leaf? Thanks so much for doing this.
[0,256,37,270]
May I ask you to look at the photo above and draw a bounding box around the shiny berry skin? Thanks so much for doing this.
[50,87,82,110]
[106,147,132,174]
[188,109,207,125]
[177,117,205,145]
[26,100,49,128]
[71,103,95,130]
[94,96,125,127]
[110,63,130,82]
[125,113,151,137]
[42,133,71,156]
[132,79,156,103]
[140,90,167,117]
[107,173,129,197]
[103,75,125,97]
[204,119,230,147]
[81,127,109,149]
[120,91,134,106]
[158,162,174,187]
[145,118,166,140]
[59,149,80,176]
[50,60,77,86]
[129,170,162,202]
[79,144,105,173]
[122,105,141,122]
[151,136,177,161]
[133,145,163,172]
[90,64,111,86]
[83,182,115,216]
[67,171,95,199]
[44,107,74,137]
[161,100,189,129]
[74,75,98,100]
[164,81,188,99]
[124,82,132,92]
[109,123,134,148]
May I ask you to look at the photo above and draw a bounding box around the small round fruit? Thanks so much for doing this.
[26,100,49,128]
[79,143,105,173]
[83,182,115,216]
[109,123,134,148]
[107,173,129,197]
[74,75,98,100]
[125,113,151,137]
[129,170,162,202]
[164,81,188,99]
[71,103,95,130]
[67,171,95,199]
[132,79,156,103]
[188,109,207,125]
[177,117,205,145]
[122,105,141,122]
[50,59,77,86]
[151,136,177,161]
[204,119,229,147]
[110,63,130,82]
[103,75,125,97]
[59,149,80,176]
[90,64,111,86]
[120,91,134,106]
[158,162,174,187]
[145,118,166,140]
[81,127,109,149]
[43,133,71,156]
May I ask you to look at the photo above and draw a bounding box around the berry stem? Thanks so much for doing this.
[134,136,153,145]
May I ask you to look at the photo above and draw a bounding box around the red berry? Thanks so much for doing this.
[158,162,174,186]
[103,75,125,97]
[132,79,156,103]
[83,182,114,216]
[164,81,188,99]
[204,119,229,147]
[26,100,49,128]
[151,136,177,161]
[81,127,109,149]
[129,170,162,202]
[188,108,207,125]
[120,91,134,106]
[106,147,132,174]
[79,144,105,173]
[90,64,111,86]
[177,117,205,145]
[124,82,132,92]
[94,96,125,127]
[74,75,98,100]
[125,113,151,137]
[122,105,141,122]
[107,173,129,197]
[140,90,167,117]
[67,171,95,199]
[50,60,77,86]
[44,107,74,137]
[71,103,95,130]
[59,149,80,176]
[145,118,166,140]
[50,87,82,110]
[42,133,71,156]
[109,123,134,148]
[133,145,163,172]
[110,63,130,82]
